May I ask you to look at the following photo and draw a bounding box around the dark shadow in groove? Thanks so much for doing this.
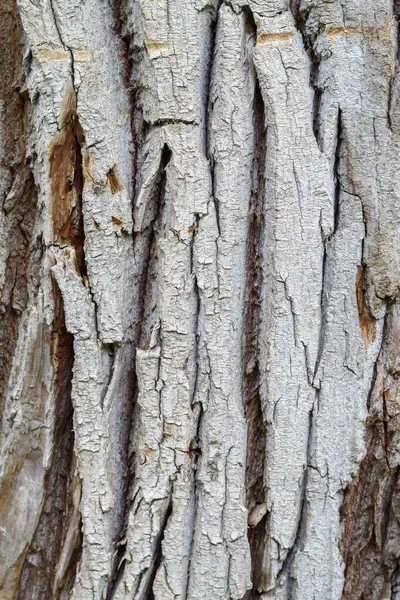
[142,498,173,600]
[242,8,268,595]
[204,1,222,235]
[333,108,342,234]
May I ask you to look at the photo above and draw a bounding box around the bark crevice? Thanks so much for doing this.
[242,10,268,592]
[141,495,173,600]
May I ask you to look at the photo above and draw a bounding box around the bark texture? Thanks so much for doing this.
[1,0,400,599]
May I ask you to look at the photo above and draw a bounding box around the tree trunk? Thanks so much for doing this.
[1,0,400,598]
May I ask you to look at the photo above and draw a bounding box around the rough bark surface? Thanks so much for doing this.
[1,1,400,599]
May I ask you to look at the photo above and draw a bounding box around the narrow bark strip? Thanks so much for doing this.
[0,0,37,408]
[289,0,323,145]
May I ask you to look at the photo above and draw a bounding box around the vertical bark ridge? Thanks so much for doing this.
[0,0,37,409]
[242,9,268,590]
[340,304,400,600]
[288,1,323,146]
[314,107,342,380]
[105,143,172,598]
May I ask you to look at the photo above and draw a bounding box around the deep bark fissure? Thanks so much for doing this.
[141,495,173,600]
[17,284,81,600]
[205,1,222,236]
[314,244,328,384]
[137,143,171,349]
[242,9,268,592]
[314,108,343,382]
[333,108,343,234]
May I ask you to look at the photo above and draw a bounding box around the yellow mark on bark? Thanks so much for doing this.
[34,48,70,61]
[146,38,171,54]
[34,48,96,62]
[325,24,391,39]
[356,266,376,346]
[256,31,294,45]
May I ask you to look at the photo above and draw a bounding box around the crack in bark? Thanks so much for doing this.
[205,1,222,236]
[333,108,342,235]
[241,8,268,596]
[49,96,86,278]
[141,495,173,600]
[275,403,314,592]
[313,108,343,384]
[184,214,203,600]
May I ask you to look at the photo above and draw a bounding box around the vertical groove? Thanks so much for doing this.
[242,9,268,596]
[333,108,342,234]
[184,213,202,600]
[141,496,173,600]
[205,1,222,235]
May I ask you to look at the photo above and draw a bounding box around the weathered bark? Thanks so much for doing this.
[1,1,400,599]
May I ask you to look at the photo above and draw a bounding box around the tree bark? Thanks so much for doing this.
[1,0,400,598]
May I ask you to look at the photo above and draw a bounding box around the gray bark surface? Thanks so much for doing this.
[1,0,400,598]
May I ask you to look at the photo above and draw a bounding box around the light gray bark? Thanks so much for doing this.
[1,0,400,599]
